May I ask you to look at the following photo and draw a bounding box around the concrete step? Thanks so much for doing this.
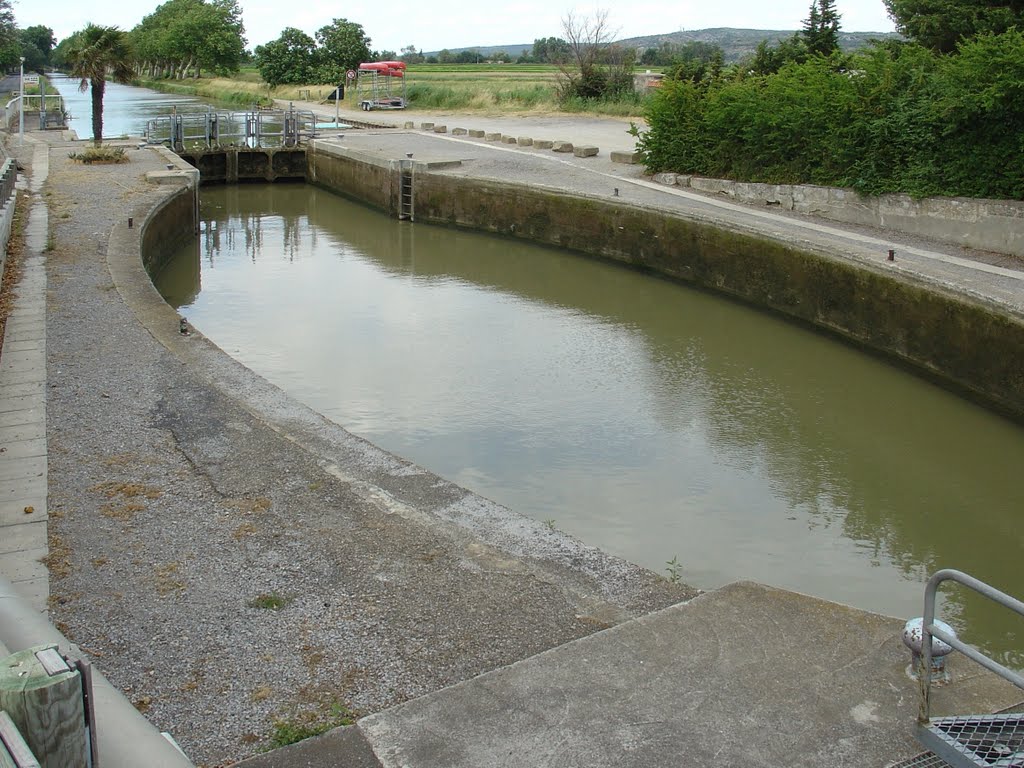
[238,582,1024,768]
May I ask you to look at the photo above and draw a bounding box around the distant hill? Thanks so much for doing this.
[616,28,900,61]
[423,43,532,58]
[426,27,899,62]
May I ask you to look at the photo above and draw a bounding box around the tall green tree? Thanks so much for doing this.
[0,0,19,71]
[19,25,55,71]
[884,0,1024,52]
[531,36,571,64]
[253,27,316,86]
[802,0,842,56]
[64,24,134,146]
[313,18,371,82]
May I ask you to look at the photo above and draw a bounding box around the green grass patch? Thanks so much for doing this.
[268,702,355,749]
[493,84,554,108]
[138,77,273,108]
[559,92,649,117]
[248,592,290,610]
[405,84,476,109]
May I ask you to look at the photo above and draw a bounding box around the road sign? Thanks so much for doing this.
[23,74,39,85]
[346,69,356,81]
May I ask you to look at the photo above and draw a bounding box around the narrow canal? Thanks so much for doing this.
[51,74,233,140]
[154,182,1024,665]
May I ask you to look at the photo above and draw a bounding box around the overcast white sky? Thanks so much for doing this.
[17,0,896,54]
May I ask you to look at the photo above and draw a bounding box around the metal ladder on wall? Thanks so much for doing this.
[916,569,1024,767]
[398,158,414,221]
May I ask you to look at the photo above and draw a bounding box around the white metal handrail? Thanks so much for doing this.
[919,568,1024,725]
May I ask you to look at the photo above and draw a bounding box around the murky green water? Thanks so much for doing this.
[157,183,1024,665]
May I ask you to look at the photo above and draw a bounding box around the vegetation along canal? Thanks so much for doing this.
[154,182,1024,666]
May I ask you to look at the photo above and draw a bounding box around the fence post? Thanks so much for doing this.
[0,645,88,768]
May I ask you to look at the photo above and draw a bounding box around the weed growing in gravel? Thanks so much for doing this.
[68,146,128,164]
[249,592,290,610]
[267,702,355,749]
[664,555,682,584]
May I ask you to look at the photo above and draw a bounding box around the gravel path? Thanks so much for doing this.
[29,133,692,767]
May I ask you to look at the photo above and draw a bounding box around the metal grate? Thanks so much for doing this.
[918,714,1024,767]
[889,751,954,768]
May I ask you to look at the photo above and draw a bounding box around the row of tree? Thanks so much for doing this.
[129,0,245,79]
[638,0,1024,199]
[0,0,56,74]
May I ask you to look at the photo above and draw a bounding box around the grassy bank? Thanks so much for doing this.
[139,64,651,116]
[135,76,275,108]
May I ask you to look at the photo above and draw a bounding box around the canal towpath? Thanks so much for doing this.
[0,117,1022,767]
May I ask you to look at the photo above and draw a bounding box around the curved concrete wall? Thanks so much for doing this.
[307,146,1024,422]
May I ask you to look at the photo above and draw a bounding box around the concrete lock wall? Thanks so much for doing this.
[305,145,1024,421]
[654,175,1024,258]
[141,184,198,276]
[306,142,399,216]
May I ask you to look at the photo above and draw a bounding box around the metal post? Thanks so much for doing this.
[18,56,24,146]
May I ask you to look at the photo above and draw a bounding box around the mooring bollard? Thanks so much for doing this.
[902,617,956,683]
[0,645,89,767]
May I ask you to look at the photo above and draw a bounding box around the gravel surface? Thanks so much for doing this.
[26,133,693,768]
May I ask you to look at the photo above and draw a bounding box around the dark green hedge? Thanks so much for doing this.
[639,31,1024,200]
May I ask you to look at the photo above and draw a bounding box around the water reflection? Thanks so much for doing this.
[48,74,224,141]
[156,184,1024,665]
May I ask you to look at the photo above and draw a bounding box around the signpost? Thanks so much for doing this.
[18,57,23,146]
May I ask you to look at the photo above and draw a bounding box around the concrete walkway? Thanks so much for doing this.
[0,136,48,613]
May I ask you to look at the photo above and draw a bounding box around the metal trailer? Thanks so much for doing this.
[356,61,408,111]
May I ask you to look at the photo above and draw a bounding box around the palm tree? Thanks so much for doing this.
[65,24,133,146]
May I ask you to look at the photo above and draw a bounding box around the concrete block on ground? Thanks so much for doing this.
[420,122,434,131]
[502,136,518,144]
[485,133,502,142]
[403,121,414,129]
[611,150,642,165]
[517,137,533,147]
[653,173,678,186]
[533,140,553,150]
[573,145,599,158]
[432,125,448,133]
[468,130,485,138]
[452,128,468,136]
[551,141,574,153]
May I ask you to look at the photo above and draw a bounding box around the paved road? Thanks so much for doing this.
[279,97,644,154]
